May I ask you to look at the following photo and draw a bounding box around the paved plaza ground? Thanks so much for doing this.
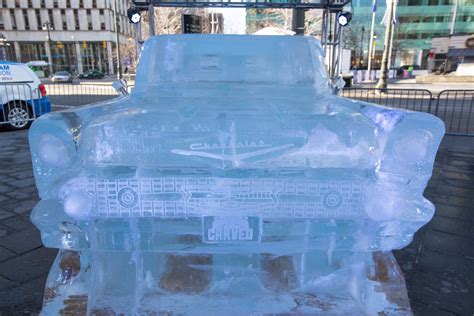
[0,130,472,315]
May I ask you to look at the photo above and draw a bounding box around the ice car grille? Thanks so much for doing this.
[85,178,364,219]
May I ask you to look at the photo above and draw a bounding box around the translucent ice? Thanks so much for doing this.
[29,35,444,315]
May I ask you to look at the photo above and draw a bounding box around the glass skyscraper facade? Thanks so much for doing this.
[351,0,474,68]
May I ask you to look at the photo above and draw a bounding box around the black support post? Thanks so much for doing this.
[292,9,305,35]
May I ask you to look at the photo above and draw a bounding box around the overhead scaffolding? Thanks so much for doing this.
[129,0,352,90]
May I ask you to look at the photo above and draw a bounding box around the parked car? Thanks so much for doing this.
[52,71,73,83]
[0,61,51,130]
[78,70,105,79]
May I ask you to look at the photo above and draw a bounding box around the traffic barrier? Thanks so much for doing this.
[342,87,474,136]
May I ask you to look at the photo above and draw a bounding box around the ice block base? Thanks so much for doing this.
[41,250,412,315]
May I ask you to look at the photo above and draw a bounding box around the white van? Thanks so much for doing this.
[0,61,51,130]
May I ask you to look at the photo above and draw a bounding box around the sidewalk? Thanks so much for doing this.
[0,130,56,315]
[0,130,472,315]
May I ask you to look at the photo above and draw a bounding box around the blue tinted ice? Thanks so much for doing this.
[29,35,445,315]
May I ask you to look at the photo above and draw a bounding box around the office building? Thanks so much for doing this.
[0,0,133,75]
[351,0,474,68]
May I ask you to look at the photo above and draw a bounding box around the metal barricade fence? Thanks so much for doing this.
[45,83,118,107]
[42,84,474,136]
[1,82,42,129]
[341,88,433,113]
[434,90,474,136]
[342,88,474,137]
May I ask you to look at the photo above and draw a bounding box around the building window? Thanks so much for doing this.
[99,9,106,30]
[419,33,431,39]
[53,0,59,8]
[50,43,78,73]
[87,11,92,29]
[81,42,110,74]
[74,10,79,29]
[35,9,41,26]
[10,9,17,29]
[23,9,29,30]
[60,9,67,29]
[19,42,48,63]
[0,13,4,29]
[48,9,54,28]
[397,16,408,23]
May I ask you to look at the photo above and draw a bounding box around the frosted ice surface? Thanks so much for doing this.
[29,35,444,315]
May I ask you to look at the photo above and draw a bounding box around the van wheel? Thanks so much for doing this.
[4,102,33,131]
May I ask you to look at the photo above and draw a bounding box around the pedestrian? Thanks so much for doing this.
[407,65,414,77]
[427,50,435,74]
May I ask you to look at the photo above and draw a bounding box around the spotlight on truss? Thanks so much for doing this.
[336,11,352,27]
[127,7,141,24]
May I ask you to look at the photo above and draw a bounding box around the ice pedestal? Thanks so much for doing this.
[29,35,444,315]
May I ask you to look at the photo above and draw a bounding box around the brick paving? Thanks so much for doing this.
[0,130,472,315]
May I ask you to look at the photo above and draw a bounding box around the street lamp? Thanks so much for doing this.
[42,21,53,42]
[113,0,122,79]
[0,33,10,61]
[42,21,54,74]
[360,26,365,68]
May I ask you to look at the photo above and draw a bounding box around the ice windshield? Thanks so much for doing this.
[135,35,330,91]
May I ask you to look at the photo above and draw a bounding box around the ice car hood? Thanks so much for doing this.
[76,92,380,169]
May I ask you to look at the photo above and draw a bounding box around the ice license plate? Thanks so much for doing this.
[202,216,262,243]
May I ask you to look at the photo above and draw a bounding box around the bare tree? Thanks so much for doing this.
[304,10,323,37]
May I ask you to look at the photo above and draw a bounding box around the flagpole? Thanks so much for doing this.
[375,0,394,90]
[450,0,459,35]
[367,0,377,81]
[387,20,395,70]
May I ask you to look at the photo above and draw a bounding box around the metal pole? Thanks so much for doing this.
[292,9,305,35]
[367,0,376,79]
[135,23,141,60]
[450,0,459,35]
[0,34,6,61]
[375,0,394,90]
[359,27,365,68]
[331,16,339,80]
[43,22,54,75]
[149,4,155,36]
[113,0,122,79]
[387,19,395,70]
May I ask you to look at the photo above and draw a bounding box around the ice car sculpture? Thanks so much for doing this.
[29,35,444,315]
